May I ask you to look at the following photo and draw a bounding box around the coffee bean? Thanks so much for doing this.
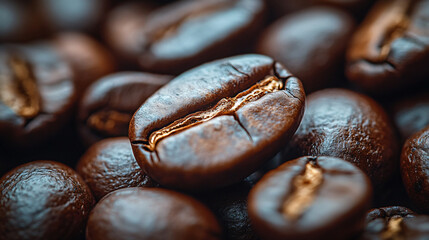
[346,0,429,94]
[130,54,305,190]
[285,88,398,188]
[392,93,429,141]
[78,72,172,146]
[0,161,95,240]
[86,187,223,240]
[401,126,429,213]
[76,137,158,201]
[248,156,372,240]
[257,6,355,93]
[104,2,159,67]
[0,43,75,148]
[53,32,116,95]
[361,206,416,240]
[136,0,265,74]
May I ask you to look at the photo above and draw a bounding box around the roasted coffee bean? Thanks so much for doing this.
[0,161,95,240]
[285,88,398,188]
[361,206,416,240]
[53,32,116,95]
[392,93,429,141]
[401,126,429,213]
[346,0,429,94]
[78,72,172,146]
[257,6,355,93]
[0,43,75,147]
[130,54,305,190]
[37,0,108,33]
[76,137,158,200]
[248,156,372,240]
[0,1,44,42]
[136,0,265,74]
[86,187,223,240]
[104,2,158,67]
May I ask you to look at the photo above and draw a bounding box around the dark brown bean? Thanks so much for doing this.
[0,161,95,240]
[76,137,158,201]
[361,206,416,240]
[86,187,223,240]
[285,88,398,188]
[78,72,172,146]
[136,0,266,74]
[401,126,429,213]
[257,6,355,93]
[130,54,305,190]
[346,0,429,94]
[248,156,372,240]
[104,2,158,67]
[0,43,75,147]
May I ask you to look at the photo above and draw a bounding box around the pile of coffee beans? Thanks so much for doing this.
[1,0,429,239]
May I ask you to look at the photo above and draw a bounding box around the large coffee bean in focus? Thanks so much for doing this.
[130,54,305,190]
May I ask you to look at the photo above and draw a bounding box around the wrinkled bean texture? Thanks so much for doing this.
[0,161,95,240]
[285,88,398,188]
[76,137,158,200]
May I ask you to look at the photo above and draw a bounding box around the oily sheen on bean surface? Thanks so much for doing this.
[86,187,222,240]
[129,54,305,190]
[0,161,95,240]
[248,156,372,240]
[285,88,398,188]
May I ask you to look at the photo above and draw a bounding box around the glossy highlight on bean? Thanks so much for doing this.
[144,75,284,151]
[0,54,40,118]
[282,159,323,220]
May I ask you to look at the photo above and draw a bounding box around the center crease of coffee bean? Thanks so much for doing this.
[0,54,40,118]
[87,110,132,136]
[381,216,404,240]
[282,161,323,220]
[144,76,283,151]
